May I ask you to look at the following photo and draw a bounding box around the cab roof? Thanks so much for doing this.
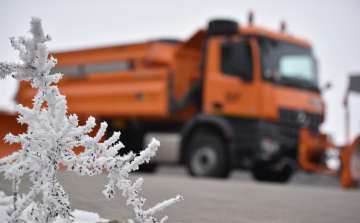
[239,25,311,49]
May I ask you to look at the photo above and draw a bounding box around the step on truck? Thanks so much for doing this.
[14,13,360,185]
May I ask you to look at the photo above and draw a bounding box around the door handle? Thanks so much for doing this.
[213,102,223,109]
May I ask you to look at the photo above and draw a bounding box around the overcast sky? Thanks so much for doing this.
[0,0,359,145]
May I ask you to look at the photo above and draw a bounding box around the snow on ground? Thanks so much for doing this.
[55,209,108,223]
[0,191,109,223]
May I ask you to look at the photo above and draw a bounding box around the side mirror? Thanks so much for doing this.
[221,40,253,81]
[232,41,253,81]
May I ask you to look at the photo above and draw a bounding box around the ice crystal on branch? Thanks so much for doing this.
[0,17,182,223]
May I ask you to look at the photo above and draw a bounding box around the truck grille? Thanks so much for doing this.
[279,109,322,149]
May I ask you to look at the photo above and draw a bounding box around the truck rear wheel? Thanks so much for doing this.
[251,162,293,183]
[186,133,229,178]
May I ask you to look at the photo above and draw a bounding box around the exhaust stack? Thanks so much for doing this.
[281,20,286,32]
[248,11,254,25]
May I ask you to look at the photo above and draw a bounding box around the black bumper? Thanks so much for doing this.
[227,119,284,168]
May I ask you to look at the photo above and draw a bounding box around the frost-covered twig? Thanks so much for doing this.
[0,17,182,223]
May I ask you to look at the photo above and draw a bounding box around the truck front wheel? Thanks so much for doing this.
[186,133,229,178]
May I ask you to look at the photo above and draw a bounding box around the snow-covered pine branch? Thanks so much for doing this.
[0,17,182,223]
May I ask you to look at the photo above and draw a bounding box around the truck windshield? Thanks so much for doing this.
[259,37,318,90]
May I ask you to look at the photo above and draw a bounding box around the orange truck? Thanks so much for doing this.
[6,14,359,186]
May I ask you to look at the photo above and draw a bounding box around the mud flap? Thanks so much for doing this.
[351,140,360,181]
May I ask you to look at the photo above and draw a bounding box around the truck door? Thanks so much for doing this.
[203,37,261,118]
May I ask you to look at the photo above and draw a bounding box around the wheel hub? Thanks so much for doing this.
[190,146,217,176]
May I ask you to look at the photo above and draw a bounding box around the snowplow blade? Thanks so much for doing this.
[350,138,360,181]
[341,136,360,188]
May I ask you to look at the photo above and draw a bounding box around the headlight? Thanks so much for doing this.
[260,137,280,154]
[325,148,340,171]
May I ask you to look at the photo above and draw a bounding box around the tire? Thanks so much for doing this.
[186,133,229,178]
[251,162,293,183]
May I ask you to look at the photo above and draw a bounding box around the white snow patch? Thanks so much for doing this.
[54,209,108,223]
[0,206,11,222]
[0,191,108,223]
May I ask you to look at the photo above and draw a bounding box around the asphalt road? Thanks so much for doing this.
[0,166,359,223]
